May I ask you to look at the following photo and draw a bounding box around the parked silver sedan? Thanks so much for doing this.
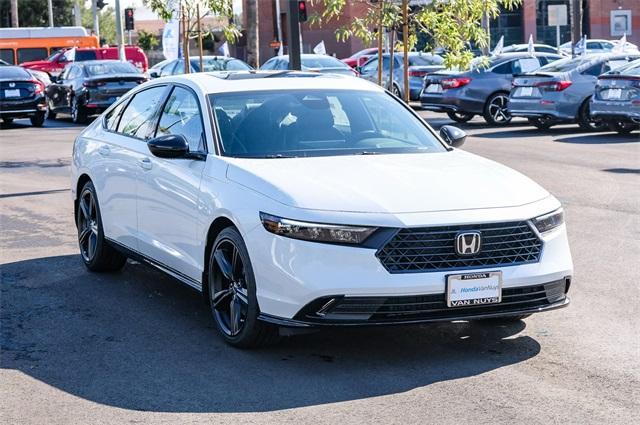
[590,59,640,134]
[509,53,640,130]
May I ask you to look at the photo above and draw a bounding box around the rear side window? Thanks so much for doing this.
[75,50,97,61]
[156,87,205,152]
[513,58,541,74]
[117,86,167,139]
[104,99,129,131]
[0,49,15,64]
[17,48,48,63]
[492,61,513,74]
[582,63,604,77]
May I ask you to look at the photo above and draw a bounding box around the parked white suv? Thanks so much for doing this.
[71,71,573,347]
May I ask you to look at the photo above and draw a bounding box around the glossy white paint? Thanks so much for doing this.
[71,72,573,321]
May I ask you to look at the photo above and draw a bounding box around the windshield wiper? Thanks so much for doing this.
[353,151,381,155]
[263,154,297,158]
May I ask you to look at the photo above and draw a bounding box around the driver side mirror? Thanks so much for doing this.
[149,69,160,78]
[147,134,207,160]
[439,125,467,148]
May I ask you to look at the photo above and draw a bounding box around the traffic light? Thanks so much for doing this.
[298,1,307,22]
[124,8,134,31]
[96,0,106,10]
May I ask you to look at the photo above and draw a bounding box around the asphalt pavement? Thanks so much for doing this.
[1,114,639,424]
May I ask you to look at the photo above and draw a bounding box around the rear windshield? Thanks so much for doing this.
[538,57,591,73]
[301,56,348,69]
[0,66,31,79]
[86,62,139,76]
[409,55,444,66]
[192,58,251,72]
[606,60,640,76]
[209,89,446,158]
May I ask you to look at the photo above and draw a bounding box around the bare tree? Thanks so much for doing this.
[10,0,19,27]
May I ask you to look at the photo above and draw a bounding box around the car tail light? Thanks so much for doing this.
[535,80,572,91]
[441,77,471,89]
[83,81,106,88]
[408,70,427,77]
[632,100,640,106]
[31,80,44,95]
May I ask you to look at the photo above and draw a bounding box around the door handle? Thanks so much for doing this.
[98,146,110,156]
[139,157,152,170]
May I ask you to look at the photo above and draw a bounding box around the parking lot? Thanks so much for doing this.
[1,113,639,424]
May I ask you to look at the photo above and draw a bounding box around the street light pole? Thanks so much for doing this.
[114,0,126,61]
[47,0,54,27]
[287,0,301,70]
[92,0,100,39]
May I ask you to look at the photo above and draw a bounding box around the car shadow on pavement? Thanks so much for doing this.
[1,254,540,413]
[0,118,91,130]
[553,133,640,144]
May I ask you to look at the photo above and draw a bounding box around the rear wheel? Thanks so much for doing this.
[577,98,606,131]
[483,92,511,126]
[528,117,554,130]
[391,84,402,99]
[71,96,88,124]
[2,117,14,124]
[607,121,637,135]
[447,111,474,123]
[77,181,127,272]
[46,98,57,120]
[207,227,279,348]
[30,111,45,127]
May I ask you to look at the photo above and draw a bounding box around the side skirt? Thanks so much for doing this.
[106,237,203,292]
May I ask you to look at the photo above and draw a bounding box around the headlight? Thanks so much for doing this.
[532,209,564,234]
[260,212,377,244]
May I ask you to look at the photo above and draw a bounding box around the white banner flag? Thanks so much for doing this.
[313,40,327,55]
[527,34,535,55]
[219,41,230,57]
[492,35,504,56]
[162,0,180,60]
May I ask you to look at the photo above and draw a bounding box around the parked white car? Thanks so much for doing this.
[71,72,573,347]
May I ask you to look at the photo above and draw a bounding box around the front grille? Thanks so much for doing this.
[295,279,569,324]
[376,221,542,273]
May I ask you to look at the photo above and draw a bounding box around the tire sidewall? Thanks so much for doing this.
[207,227,261,345]
[484,92,511,126]
[77,181,107,269]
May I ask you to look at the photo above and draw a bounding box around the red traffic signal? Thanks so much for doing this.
[124,8,134,31]
[298,1,308,22]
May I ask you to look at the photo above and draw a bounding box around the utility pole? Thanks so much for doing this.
[246,0,259,68]
[377,0,384,86]
[10,0,18,27]
[402,0,409,103]
[114,0,126,61]
[47,0,54,27]
[93,0,100,38]
[73,1,82,27]
[570,0,581,56]
[287,0,301,70]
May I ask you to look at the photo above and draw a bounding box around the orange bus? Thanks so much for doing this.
[0,26,99,65]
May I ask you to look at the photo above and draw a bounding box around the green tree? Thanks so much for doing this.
[311,0,522,70]
[0,0,74,27]
[137,29,160,51]
[81,6,116,45]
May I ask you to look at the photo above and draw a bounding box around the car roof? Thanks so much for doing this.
[268,54,340,61]
[166,71,384,95]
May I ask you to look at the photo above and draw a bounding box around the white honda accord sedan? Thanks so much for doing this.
[71,71,573,347]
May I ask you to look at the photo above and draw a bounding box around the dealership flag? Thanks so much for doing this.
[527,34,535,55]
[575,35,587,56]
[492,35,504,56]
[613,33,627,52]
[313,41,327,55]
[162,0,180,60]
[219,42,230,57]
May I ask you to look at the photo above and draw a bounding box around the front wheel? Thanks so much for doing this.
[447,111,474,123]
[71,96,88,124]
[483,93,512,126]
[207,227,279,348]
[577,99,606,131]
[77,181,127,272]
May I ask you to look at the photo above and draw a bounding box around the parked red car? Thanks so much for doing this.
[341,48,379,68]
[21,46,148,77]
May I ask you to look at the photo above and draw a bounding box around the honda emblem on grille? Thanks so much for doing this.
[9,82,15,87]
[455,232,481,255]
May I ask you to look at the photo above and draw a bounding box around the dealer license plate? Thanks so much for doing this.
[520,86,533,97]
[606,89,622,99]
[4,89,20,98]
[447,271,502,307]
[425,84,442,93]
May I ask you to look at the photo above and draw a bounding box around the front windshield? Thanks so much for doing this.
[46,50,63,61]
[210,90,447,158]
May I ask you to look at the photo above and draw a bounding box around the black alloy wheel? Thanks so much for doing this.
[391,84,402,98]
[46,97,56,120]
[71,96,88,124]
[577,98,606,131]
[607,121,637,135]
[76,181,127,272]
[208,227,279,348]
[447,111,474,123]
[483,93,512,126]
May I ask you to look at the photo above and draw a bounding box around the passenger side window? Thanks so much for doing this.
[117,86,167,139]
[104,99,129,131]
[582,63,603,77]
[156,86,206,153]
[492,61,513,74]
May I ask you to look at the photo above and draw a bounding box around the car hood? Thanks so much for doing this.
[226,151,550,214]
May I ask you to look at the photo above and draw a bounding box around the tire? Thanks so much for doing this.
[391,84,402,99]
[46,98,57,120]
[577,98,606,131]
[527,117,554,130]
[607,121,637,135]
[207,227,280,348]
[447,111,474,123]
[77,181,127,272]
[71,96,88,124]
[30,111,45,127]
[483,92,512,126]
[2,117,14,124]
